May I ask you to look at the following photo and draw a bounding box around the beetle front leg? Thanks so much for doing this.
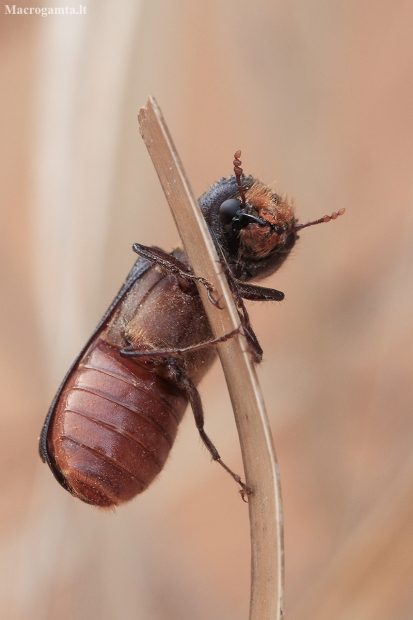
[236,281,285,302]
[132,244,220,307]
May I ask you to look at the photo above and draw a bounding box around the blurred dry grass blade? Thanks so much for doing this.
[138,96,284,620]
[291,451,413,620]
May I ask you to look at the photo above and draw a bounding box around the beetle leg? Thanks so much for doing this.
[241,324,263,363]
[235,281,285,302]
[131,245,266,362]
[169,360,252,501]
[120,328,241,358]
[225,278,263,363]
[209,247,265,362]
[132,244,220,307]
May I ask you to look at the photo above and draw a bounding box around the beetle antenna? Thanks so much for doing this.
[233,150,246,206]
[291,208,345,233]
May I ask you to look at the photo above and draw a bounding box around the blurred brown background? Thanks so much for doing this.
[2,0,413,618]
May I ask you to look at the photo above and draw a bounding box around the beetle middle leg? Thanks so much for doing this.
[169,360,252,501]
[120,327,241,359]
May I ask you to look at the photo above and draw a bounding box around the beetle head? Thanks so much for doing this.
[199,151,344,282]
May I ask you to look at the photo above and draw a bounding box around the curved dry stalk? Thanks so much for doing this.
[138,97,284,620]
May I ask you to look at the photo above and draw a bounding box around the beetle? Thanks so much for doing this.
[39,152,344,508]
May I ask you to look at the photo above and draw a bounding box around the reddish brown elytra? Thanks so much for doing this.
[39,152,344,508]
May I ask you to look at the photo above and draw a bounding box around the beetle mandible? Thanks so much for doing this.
[39,151,344,508]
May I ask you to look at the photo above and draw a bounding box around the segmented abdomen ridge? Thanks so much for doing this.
[48,337,188,507]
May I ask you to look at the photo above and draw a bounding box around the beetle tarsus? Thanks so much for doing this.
[217,458,253,501]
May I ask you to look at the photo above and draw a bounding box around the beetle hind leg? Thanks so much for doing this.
[170,361,252,501]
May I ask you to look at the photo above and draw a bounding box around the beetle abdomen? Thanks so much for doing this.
[47,336,188,507]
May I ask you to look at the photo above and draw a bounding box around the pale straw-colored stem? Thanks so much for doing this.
[138,97,284,620]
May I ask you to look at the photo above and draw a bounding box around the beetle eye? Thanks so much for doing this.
[219,199,241,225]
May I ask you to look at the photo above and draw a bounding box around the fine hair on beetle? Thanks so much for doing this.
[39,151,345,509]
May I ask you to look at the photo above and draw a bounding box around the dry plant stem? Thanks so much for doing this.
[138,97,284,620]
